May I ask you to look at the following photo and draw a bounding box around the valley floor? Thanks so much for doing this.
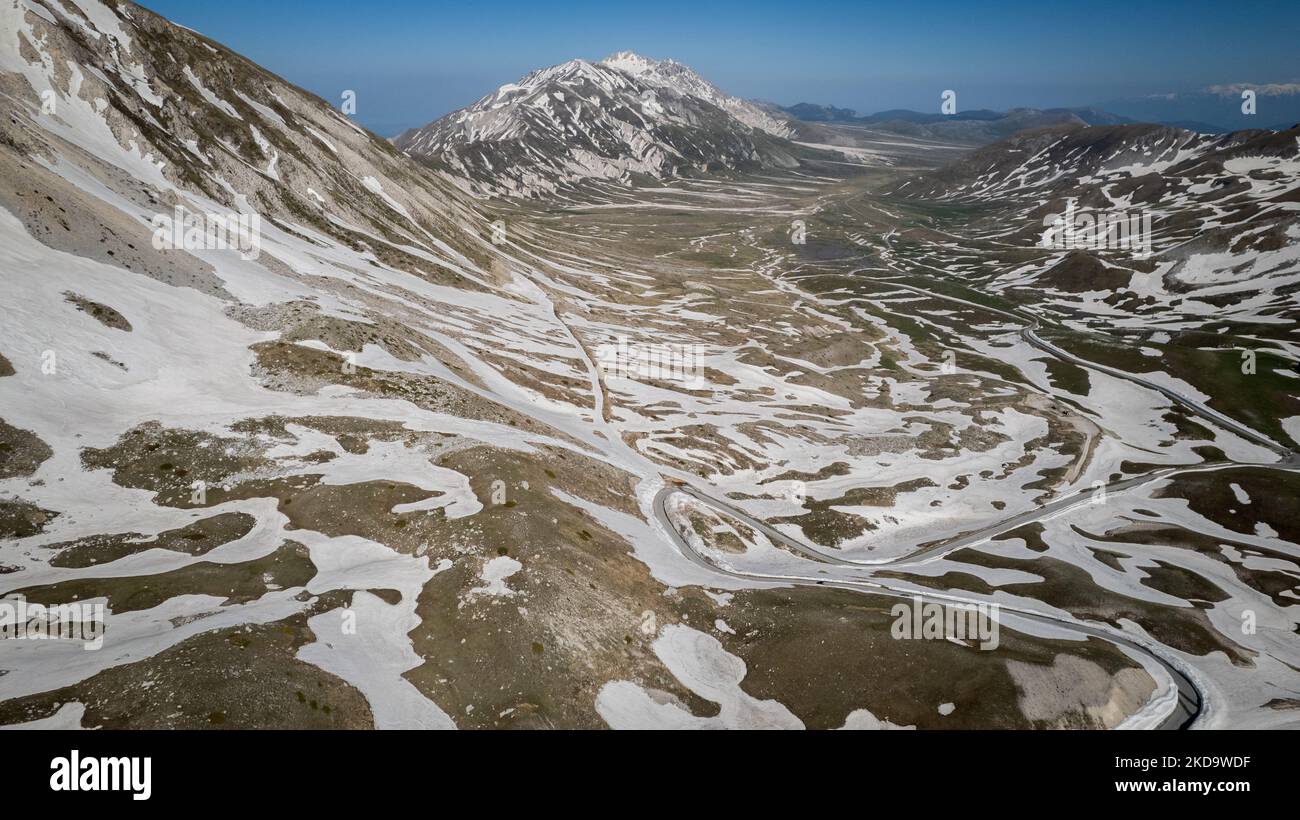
[2,145,1298,730]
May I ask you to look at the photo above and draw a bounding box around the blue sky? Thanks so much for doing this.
[140,0,1300,135]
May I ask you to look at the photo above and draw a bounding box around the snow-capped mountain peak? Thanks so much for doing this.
[599,50,795,139]
[600,50,661,74]
[395,51,801,198]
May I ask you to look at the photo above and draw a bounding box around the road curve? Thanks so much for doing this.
[652,484,1202,730]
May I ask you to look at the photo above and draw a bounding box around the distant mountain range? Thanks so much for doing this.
[780,82,1300,135]
[1097,84,1300,133]
[780,102,1129,126]
[768,103,1123,145]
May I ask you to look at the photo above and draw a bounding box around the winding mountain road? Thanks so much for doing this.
[651,482,1202,730]
[646,272,1298,731]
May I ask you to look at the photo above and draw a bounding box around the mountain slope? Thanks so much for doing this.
[394,52,808,198]
[601,50,795,138]
[4,0,812,728]
[889,122,1300,327]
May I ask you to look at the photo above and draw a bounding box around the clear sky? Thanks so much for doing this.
[138,0,1300,136]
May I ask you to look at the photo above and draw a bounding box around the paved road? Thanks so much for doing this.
[652,484,1202,730]
[648,273,1300,730]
